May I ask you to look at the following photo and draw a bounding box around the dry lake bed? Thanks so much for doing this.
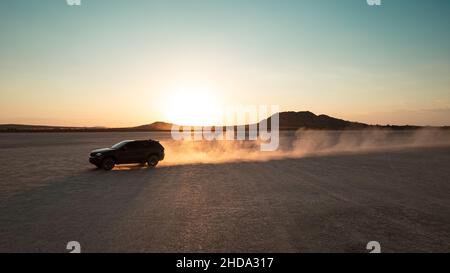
[0,131,450,252]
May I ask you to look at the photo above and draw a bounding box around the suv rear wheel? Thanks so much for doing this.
[147,155,159,168]
[101,157,115,171]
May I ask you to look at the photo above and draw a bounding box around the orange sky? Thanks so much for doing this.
[1,1,449,127]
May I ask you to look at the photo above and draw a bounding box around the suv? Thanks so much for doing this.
[89,139,165,170]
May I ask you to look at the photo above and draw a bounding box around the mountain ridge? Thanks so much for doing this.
[0,111,444,132]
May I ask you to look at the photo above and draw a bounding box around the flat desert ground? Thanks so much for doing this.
[0,131,450,252]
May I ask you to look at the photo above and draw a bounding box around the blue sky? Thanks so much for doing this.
[1,0,449,126]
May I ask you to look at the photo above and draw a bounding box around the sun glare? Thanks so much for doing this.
[163,85,222,126]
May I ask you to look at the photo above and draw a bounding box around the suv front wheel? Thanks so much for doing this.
[101,157,115,171]
[147,155,159,168]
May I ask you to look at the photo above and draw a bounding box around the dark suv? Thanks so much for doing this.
[89,139,165,170]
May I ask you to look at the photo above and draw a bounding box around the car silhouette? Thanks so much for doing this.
[89,139,165,170]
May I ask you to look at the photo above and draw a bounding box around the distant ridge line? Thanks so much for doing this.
[1,111,448,132]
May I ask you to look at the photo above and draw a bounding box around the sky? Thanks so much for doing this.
[0,0,449,127]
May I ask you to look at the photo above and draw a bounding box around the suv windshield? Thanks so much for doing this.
[111,140,133,149]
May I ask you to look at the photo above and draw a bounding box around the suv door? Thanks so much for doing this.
[118,141,143,163]
[134,141,149,162]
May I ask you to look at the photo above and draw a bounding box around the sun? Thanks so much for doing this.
[163,85,222,126]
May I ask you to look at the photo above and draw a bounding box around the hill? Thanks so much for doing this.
[0,111,446,132]
[262,111,369,130]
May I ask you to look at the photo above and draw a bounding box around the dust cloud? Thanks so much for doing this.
[159,129,450,165]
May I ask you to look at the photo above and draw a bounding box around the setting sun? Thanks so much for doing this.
[163,85,222,126]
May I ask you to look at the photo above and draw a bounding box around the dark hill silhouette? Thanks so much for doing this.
[129,122,173,131]
[0,124,92,131]
[262,111,369,130]
[0,111,445,132]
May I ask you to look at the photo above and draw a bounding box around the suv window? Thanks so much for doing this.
[125,141,142,150]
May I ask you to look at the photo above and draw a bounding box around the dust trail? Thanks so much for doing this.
[159,129,450,166]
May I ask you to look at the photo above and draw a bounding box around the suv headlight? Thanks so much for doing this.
[96,153,103,157]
